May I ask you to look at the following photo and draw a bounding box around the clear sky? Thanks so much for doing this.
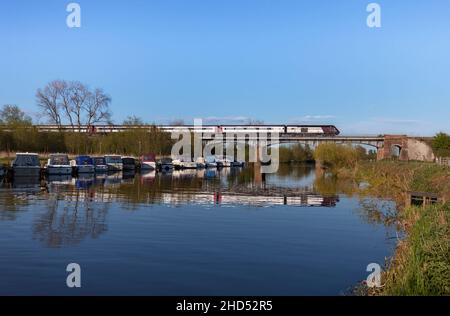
[1,0,449,135]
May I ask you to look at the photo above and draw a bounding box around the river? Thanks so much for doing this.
[0,164,398,295]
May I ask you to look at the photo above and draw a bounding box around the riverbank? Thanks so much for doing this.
[332,161,449,295]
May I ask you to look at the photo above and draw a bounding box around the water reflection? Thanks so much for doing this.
[1,166,342,208]
[32,192,109,248]
[0,164,398,294]
[0,165,365,246]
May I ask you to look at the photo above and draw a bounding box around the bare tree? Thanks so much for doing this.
[36,81,62,126]
[56,80,74,128]
[36,80,112,130]
[70,81,90,128]
[85,88,112,126]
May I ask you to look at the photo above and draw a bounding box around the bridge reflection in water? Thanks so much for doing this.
[38,168,339,208]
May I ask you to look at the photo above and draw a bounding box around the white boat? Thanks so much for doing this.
[216,156,231,168]
[105,155,123,171]
[11,153,41,177]
[140,153,156,170]
[73,155,95,173]
[173,157,197,169]
[195,157,206,169]
[205,156,217,168]
[231,160,245,167]
[46,154,72,175]
[93,156,108,173]
[158,158,173,171]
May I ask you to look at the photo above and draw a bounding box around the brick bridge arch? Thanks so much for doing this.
[377,135,435,161]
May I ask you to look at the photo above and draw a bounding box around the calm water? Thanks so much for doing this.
[0,164,398,295]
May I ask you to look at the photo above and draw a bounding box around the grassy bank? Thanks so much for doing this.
[379,202,449,295]
[313,143,449,295]
[327,160,449,295]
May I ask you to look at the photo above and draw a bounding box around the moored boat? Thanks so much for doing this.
[74,155,95,173]
[231,160,245,167]
[105,155,123,171]
[195,157,206,169]
[216,156,231,168]
[205,156,217,168]
[11,153,41,177]
[140,153,156,170]
[92,156,108,173]
[173,157,197,169]
[158,157,173,171]
[46,154,72,175]
[122,156,136,171]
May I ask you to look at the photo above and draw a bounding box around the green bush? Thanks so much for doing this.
[432,132,450,157]
[313,143,361,169]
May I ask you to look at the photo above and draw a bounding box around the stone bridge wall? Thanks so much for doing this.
[377,135,435,162]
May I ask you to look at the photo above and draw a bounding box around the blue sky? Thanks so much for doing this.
[0,0,449,135]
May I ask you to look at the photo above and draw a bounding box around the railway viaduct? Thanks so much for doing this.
[205,134,435,162]
[24,125,437,162]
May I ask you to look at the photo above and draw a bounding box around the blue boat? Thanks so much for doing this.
[75,155,94,173]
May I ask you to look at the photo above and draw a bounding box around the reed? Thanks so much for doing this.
[339,161,450,295]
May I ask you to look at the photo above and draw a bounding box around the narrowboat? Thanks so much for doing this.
[74,155,94,173]
[140,153,156,170]
[105,155,123,171]
[46,154,72,175]
[11,153,41,176]
[92,156,108,173]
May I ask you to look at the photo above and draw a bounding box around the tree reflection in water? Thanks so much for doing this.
[33,181,108,248]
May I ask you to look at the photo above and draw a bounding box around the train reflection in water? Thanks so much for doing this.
[1,166,339,208]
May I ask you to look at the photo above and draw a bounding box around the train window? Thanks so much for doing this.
[301,127,308,133]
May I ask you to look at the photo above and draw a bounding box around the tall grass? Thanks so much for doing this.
[379,203,450,295]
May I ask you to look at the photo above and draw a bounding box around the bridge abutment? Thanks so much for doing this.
[377,135,435,162]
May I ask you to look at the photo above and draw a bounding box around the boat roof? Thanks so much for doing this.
[76,156,92,160]
[16,152,39,156]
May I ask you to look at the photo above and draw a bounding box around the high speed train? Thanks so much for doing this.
[32,124,340,136]
[158,125,340,136]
